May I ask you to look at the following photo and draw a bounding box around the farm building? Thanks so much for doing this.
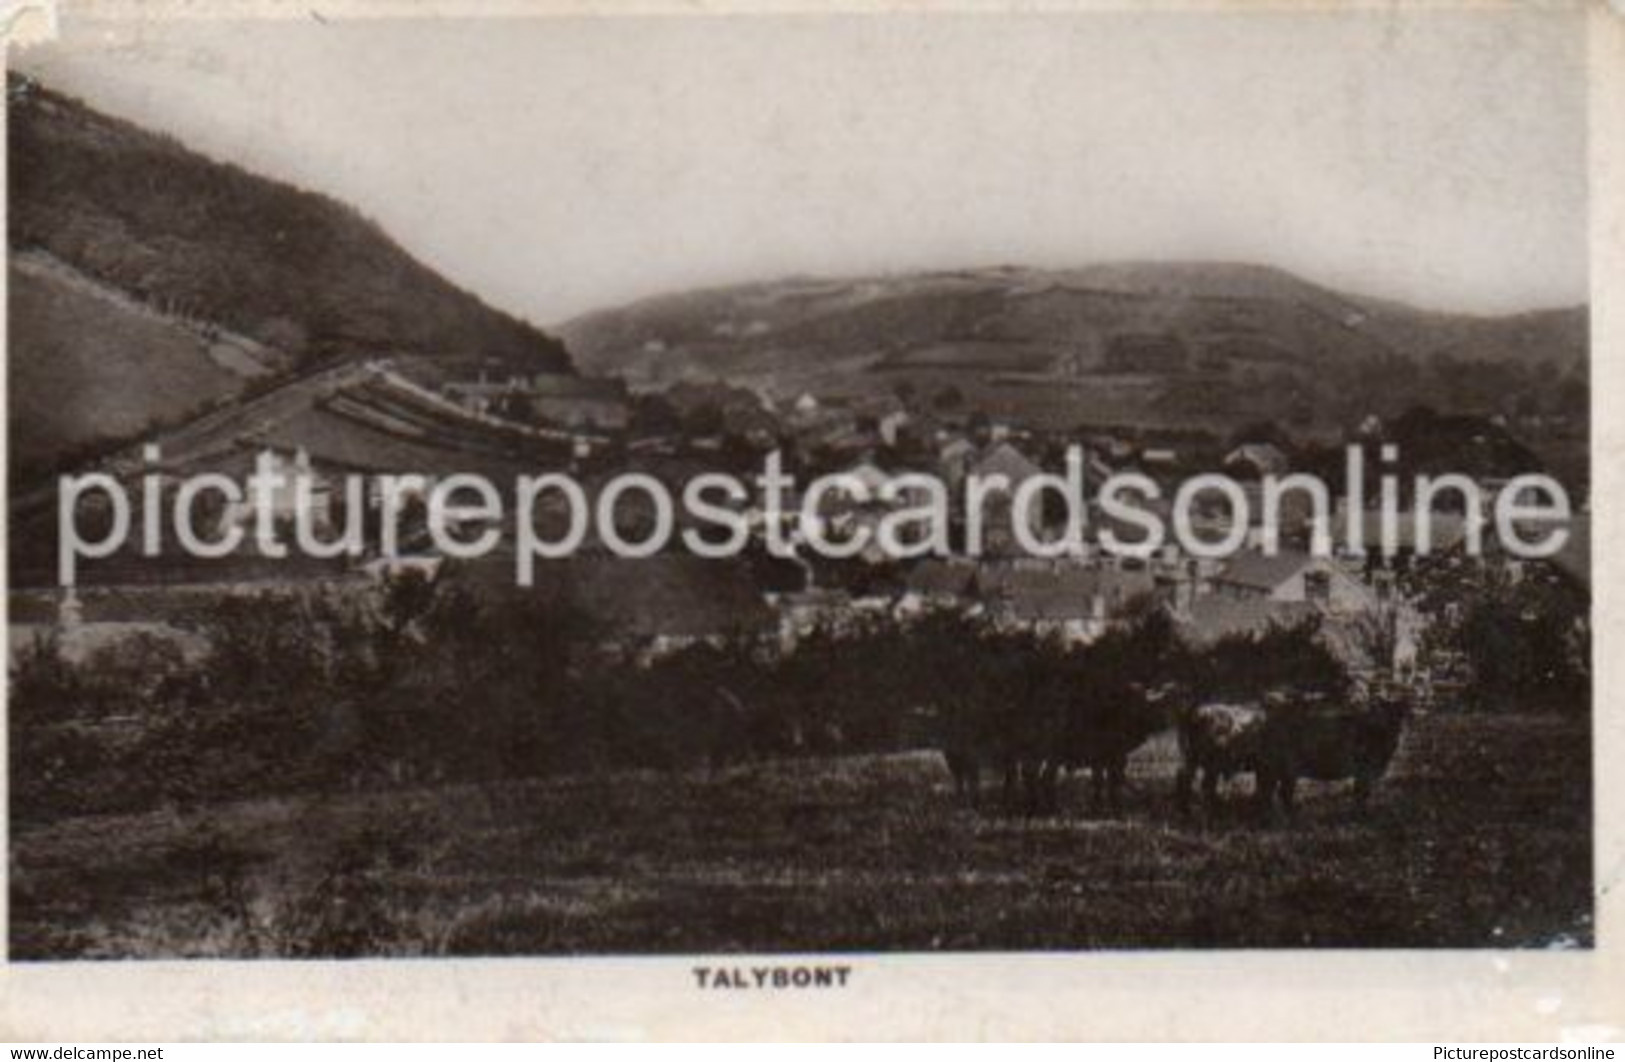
[442,372,629,432]
[1209,548,1378,615]
[978,562,1157,645]
[527,375,631,432]
[1224,442,1291,479]
[963,440,1048,553]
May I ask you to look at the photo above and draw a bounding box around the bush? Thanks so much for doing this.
[1192,616,1348,701]
[11,574,1366,825]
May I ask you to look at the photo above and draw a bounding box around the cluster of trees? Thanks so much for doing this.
[1420,566,1590,713]
[1152,345,1586,439]
[12,551,1589,828]
[12,575,1364,828]
[1251,349,1588,434]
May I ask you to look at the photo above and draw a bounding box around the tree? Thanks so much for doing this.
[495,391,537,424]
[1194,617,1348,701]
[631,394,680,436]
[1227,420,1293,452]
[1443,568,1588,712]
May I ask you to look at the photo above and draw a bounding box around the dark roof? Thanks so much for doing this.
[529,375,628,401]
[1213,550,1314,591]
[1225,443,1290,476]
[981,564,1156,620]
[1177,596,1318,647]
[249,406,546,480]
[904,560,978,598]
[969,441,1043,485]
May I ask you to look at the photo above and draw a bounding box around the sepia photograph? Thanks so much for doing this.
[1,0,1613,1037]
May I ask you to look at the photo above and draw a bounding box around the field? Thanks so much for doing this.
[10,712,1591,958]
[7,257,253,473]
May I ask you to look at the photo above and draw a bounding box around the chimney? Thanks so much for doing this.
[1173,573,1196,620]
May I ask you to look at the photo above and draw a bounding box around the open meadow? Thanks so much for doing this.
[10,711,1591,957]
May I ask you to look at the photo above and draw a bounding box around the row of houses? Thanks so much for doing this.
[522,545,1417,675]
[27,347,1582,696]
[158,404,1556,682]
[440,370,632,433]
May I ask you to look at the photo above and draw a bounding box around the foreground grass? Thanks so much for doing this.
[10,712,1592,957]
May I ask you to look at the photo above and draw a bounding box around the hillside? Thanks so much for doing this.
[8,74,574,475]
[7,361,586,586]
[8,249,292,476]
[560,263,1587,434]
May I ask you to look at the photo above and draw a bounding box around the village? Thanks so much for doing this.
[6,3,1601,967]
[8,348,1595,958]
[13,352,1592,717]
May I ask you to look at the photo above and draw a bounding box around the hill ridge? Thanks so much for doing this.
[8,73,577,475]
[558,262,1587,436]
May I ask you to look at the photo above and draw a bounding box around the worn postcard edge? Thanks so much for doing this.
[0,0,1618,1042]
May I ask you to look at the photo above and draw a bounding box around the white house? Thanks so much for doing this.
[1210,548,1378,615]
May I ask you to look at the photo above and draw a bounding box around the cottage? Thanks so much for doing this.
[771,588,856,650]
[1210,548,1378,615]
[1323,501,1473,564]
[894,558,980,617]
[440,377,517,416]
[217,447,335,533]
[970,440,1043,486]
[1175,595,1319,650]
[978,562,1157,645]
[442,370,629,432]
[964,441,1049,555]
[527,375,631,432]
[1224,442,1290,479]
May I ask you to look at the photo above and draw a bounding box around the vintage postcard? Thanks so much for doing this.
[2,0,1621,1042]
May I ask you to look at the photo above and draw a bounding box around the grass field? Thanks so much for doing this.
[10,712,1591,958]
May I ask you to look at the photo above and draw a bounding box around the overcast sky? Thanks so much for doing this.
[16,9,1587,325]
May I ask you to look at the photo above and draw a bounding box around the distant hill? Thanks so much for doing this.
[560,263,1586,435]
[8,74,573,477]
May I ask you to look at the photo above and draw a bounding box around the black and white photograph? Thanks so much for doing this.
[3,0,1602,1001]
